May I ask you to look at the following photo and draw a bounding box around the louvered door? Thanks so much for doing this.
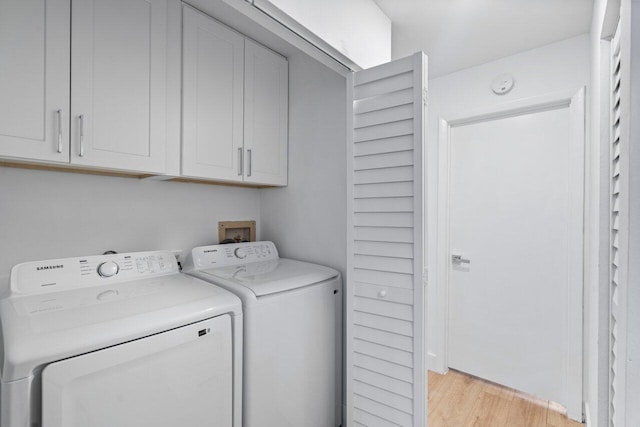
[609,22,627,427]
[346,52,427,427]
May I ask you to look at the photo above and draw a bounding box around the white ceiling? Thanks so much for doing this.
[373,0,594,78]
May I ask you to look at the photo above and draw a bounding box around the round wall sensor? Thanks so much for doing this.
[491,74,514,95]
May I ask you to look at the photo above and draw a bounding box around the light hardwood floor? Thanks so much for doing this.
[428,370,583,427]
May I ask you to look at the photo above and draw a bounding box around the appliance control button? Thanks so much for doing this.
[97,261,119,277]
[234,247,247,259]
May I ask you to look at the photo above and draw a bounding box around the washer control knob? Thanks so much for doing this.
[234,247,247,259]
[97,261,119,277]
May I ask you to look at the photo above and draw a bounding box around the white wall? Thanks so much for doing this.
[260,51,347,276]
[427,35,591,374]
[257,0,391,69]
[0,167,260,292]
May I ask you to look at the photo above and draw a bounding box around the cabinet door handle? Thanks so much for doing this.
[56,109,63,153]
[238,147,243,176]
[78,115,85,157]
[247,149,252,177]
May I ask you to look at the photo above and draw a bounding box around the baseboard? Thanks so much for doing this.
[428,352,448,374]
[584,402,592,426]
[427,352,438,370]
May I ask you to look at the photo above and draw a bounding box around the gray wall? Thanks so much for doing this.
[0,167,261,291]
[260,52,347,276]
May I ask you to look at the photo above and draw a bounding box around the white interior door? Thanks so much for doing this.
[42,316,233,427]
[447,99,583,419]
[346,52,426,427]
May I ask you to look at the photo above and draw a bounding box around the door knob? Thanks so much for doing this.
[452,254,470,264]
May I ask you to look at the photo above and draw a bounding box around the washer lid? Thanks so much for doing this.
[200,259,339,296]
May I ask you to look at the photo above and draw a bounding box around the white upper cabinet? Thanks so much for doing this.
[244,39,288,186]
[0,0,287,185]
[182,6,244,181]
[70,0,169,173]
[0,0,70,163]
[182,7,288,186]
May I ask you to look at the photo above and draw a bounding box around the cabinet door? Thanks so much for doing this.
[244,39,288,186]
[0,0,70,163]
[182,6,244,181]
[70,0,169,173]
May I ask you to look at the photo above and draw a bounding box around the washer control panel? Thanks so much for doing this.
[191,241,279,269]
[10,251,178,295]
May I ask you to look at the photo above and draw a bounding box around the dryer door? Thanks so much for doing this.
[42,315,233,427]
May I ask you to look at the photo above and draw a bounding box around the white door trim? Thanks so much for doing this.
[429,87,585,420]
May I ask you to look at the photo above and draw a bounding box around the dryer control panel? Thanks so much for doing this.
[190,241,279,269]
[10,251,179,295]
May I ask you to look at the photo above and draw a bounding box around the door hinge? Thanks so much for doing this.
[422,89,428,106]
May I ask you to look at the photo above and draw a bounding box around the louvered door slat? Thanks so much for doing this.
[354,72,413,100]
[353,408,401,427]
[355,282,414,305]
[354,212,414,228]
[354,56,415,86]
[354,339,413,368]
[353,297,413,321]
[354,135,415,156]
[354,226,414,243]
[355,182,414,199]
[354,381,414,414]
[354,120,414,142]
[354,311,414,336]
[354,367,413,398]
[354,325,414,352]
[354,255,413,274]
[347,52,426,427]
[355,89,414,115]
[353,347,413,382]
[355,165,414,184]
[355,150,414,170]
[355,197,414,213]
[354,395,413,426]
[354,241,414,258]
[353,269,414,289]
[355,104,414,129]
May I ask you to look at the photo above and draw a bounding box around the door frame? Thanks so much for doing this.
[429,87,585,420]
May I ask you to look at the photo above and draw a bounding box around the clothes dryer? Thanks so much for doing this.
[184,241,342,427]
[0,250,242,427]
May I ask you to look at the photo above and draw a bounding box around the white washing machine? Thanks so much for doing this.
[184,241,343,427]
[0,250,242,427]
